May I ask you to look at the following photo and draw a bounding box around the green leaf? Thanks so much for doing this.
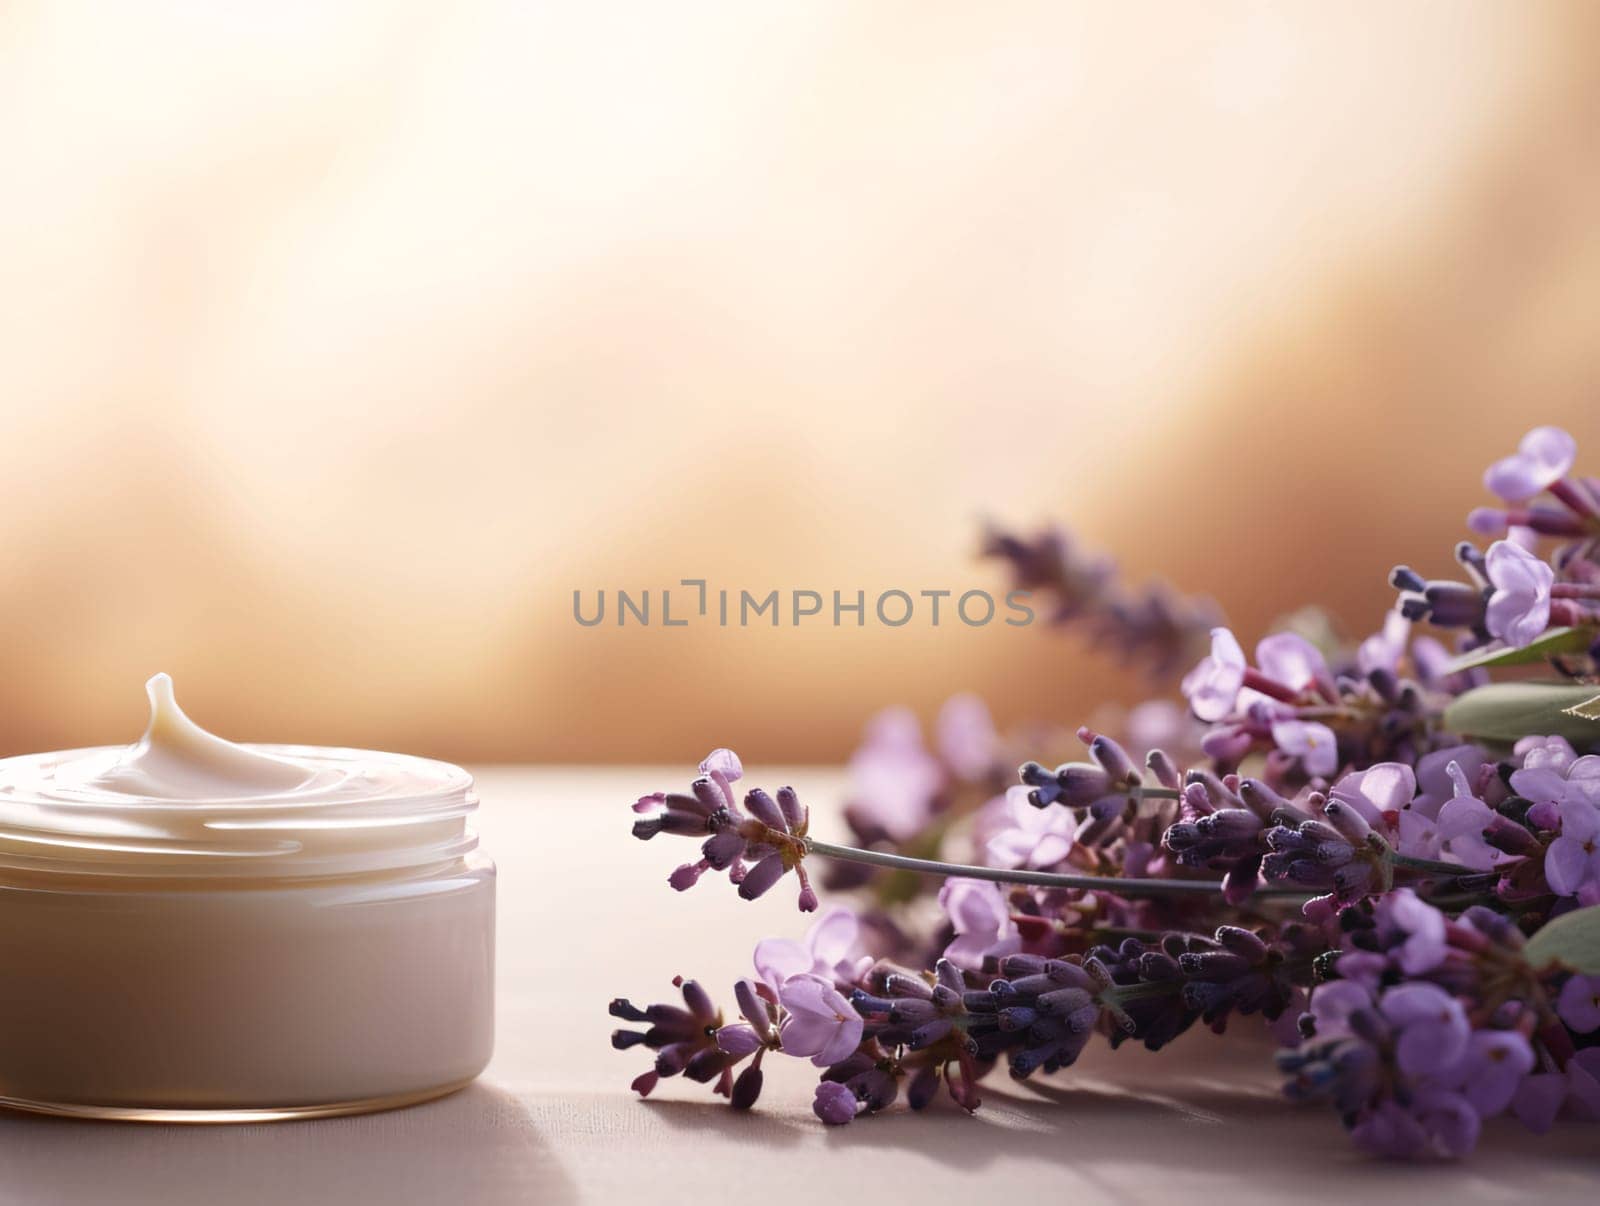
[1445,627,1595,674]
[1567,694,1600,722]
[1442,682,1600,746]
[1524,906,1600,973]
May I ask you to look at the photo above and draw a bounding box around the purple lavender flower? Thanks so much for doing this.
[1433,763,1509,872]
[845,709,944,842]
[935,693,999,782]
[1378,888,1449,976]
[1357,610,1411,677]
[1484,425,1577,502]
[1328,762,1414,829]
[981,521,1218,676]
[778,974,865,1066]
[938,877,1021,970]
[1512,1048,1600,1133]
[632,750,818,911]
[753,907,873,992]
[1483,540,1554,648]
[1451,1030,1536,1117]
[1280,977,1521,1159]
[1348,1092,1480,1160]
[985,784,1076,870]
[611,977,736,1101]
[812,1079,859,1125]
[1546,800,1600,901]
[1380,982,1470,1078]
[1182,627,1246,722]
[1256,632,1332,693]
[713,979,782,1108]
[1270,719,1338,779]
[1556,974,1600,1033]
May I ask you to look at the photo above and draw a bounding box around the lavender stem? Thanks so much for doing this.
[801,838,1309,897]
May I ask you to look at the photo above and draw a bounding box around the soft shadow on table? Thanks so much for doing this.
[0,1081,574,1206]
[645,1070,1599,1199]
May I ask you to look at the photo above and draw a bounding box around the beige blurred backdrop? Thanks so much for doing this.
[2,1,1599,764]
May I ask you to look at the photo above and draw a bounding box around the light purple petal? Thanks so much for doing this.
[1390,890,1447,975]
[1255,632,1328,690]
[936,694,998,781]
[805,907,861,971]
[755,938,814,992]
[815,1013,865,1066]
[779,1013,834,1058]
[1308,979,1373,1039]
[1511,1072,1567,1134]
[699,748,744,782]
[1547,836,1591,896]
[1272,720,1338,778]
[1516,734,1578,774]
[1183,628,1246,722]
[1560,799,1600,843]
[1484,426,1576,501]
[1484,540,1553,648]
[1557,975,1600,1034]
[1357,610,1410,677]
[1383,984,1469,1077]
[1350,1101,1425,1158]
[1412,1087,1481,1158]
[1566,758,1600,806]
[1510,766,1569,806]
[1332,763,1415,824]
[1458,1031,1534,1117]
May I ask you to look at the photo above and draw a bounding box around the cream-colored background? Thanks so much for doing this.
[3,2,1600,762]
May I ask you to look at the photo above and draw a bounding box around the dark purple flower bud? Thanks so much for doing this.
[1390,565,1427,593]
[907,1064,940,1110]
[1222,856,1262,905]
[737,852,788,901]
[1201,726,1255,764]
[775,786,806,832]
[730,1065,763,1110]
[1481,814,1541,857]
[1147,749,1181,789]
[909,1019,954,1049]
[1236,777,1291,821]
[998,953,1049,978]
[813,1081,858,1125]
[1322,799,1371,843]
[1177,951,1251,979]
[690,779,729,816]
[1216,926,1269,961]
[1423,581,1487,627]
[1055,763,1115,807]
[702,830,746,870]
[1083,730,1139,786]
[743,788,787,833]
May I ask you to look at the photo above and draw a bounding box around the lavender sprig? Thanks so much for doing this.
[612,423,1600,1160]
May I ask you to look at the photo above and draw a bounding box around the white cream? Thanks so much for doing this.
[0,676,495,1121]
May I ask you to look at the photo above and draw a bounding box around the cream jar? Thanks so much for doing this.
[0,675,494,1122]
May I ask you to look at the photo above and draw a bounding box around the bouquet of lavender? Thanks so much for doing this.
[611,425,1600,1160]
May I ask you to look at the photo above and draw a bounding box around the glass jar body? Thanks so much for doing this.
[0,852,495,1121]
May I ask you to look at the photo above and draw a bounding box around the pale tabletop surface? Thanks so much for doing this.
[0,768,1595,1205]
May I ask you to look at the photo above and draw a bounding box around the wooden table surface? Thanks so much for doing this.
[0,767,1594,1205]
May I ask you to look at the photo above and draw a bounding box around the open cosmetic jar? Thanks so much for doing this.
[0,675,495,1122]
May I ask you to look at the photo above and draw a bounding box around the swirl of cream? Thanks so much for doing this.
[0,675,476,879]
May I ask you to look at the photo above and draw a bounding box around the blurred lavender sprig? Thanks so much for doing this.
[980,521,1221,677]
